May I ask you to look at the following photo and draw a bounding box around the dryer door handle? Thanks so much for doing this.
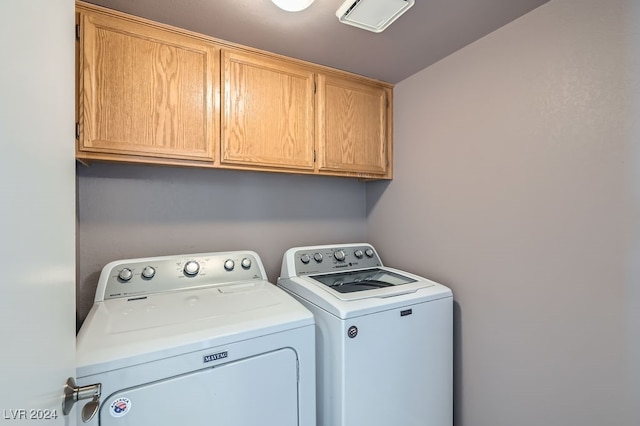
[62,377,101,422]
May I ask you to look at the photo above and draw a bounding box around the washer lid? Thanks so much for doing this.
[309,268,418,297]
[278,267,452,319]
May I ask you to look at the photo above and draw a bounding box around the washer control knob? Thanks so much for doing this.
[300,254,311,264]
[334,250,346,261]
[313,253,323,263]
[365,248,375,258]
[183,261,200,276]
[241,258,252,269]
[118,268,133,282]
[224,259,235,271]
[141,266,156,279]
[354,249,364,258]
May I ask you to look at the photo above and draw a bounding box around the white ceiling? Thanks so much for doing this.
[85,0,550,84]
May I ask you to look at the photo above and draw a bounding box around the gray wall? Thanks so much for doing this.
[77,163,366,322]
[367,0,640,425]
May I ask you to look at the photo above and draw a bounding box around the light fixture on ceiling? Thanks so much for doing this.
[271,0,315,12]
[336,0,415,33]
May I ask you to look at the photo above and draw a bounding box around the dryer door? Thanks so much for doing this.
[99,348,299,426]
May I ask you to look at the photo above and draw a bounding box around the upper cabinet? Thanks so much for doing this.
[76,1,393,179]
[221,49,315,172]
[77,6,219,165]
[317,74,391,177]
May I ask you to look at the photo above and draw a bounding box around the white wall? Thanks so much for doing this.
[0,0,76,418]
[76,163,366,322]
[366,0,640,424]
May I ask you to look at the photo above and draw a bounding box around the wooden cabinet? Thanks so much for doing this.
[77,5,218,165]
[317,74,392,178]
[221,49,315,172]
[75,1,393,179]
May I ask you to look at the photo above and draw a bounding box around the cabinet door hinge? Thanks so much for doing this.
[75,122,80,139]
[75,24,80,40]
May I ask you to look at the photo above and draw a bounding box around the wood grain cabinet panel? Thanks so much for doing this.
[317,74,391,178]
[75,1,392,179]
[221,49,315,171]
[77,7,218,164]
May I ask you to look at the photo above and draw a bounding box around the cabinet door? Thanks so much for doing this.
[222,49,315,171]
[78,9,218,163]
[317,74,391,178]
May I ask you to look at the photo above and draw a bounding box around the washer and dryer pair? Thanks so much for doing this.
[76,244,452,426]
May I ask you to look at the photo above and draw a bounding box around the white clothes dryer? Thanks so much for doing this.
[278,243,452,426]
[76,250,315,426]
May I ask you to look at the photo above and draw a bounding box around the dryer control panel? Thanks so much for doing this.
[291,244,382,276]
[97,251,266,301]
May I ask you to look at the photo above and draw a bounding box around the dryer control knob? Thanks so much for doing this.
[365,248,374,258]
[183,261,200,276]
[334,250,346,261]
[141,266,156,279]
[118,268,133,282]
[224,259,235,271]
[300,254,311,264]
[241,258,252,269]
[313,253,323,263]
[354,249,364,258]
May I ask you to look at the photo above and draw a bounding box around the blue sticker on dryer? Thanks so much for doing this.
[109,397,132,418]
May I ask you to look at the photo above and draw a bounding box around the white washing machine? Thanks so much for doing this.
[76,250,315,426]
[278,243,452,426]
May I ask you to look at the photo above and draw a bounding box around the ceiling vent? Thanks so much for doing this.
[336,0,415,33]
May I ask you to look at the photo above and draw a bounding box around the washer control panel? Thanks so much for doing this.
[100,251,264,300]
[293,244,382,275]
